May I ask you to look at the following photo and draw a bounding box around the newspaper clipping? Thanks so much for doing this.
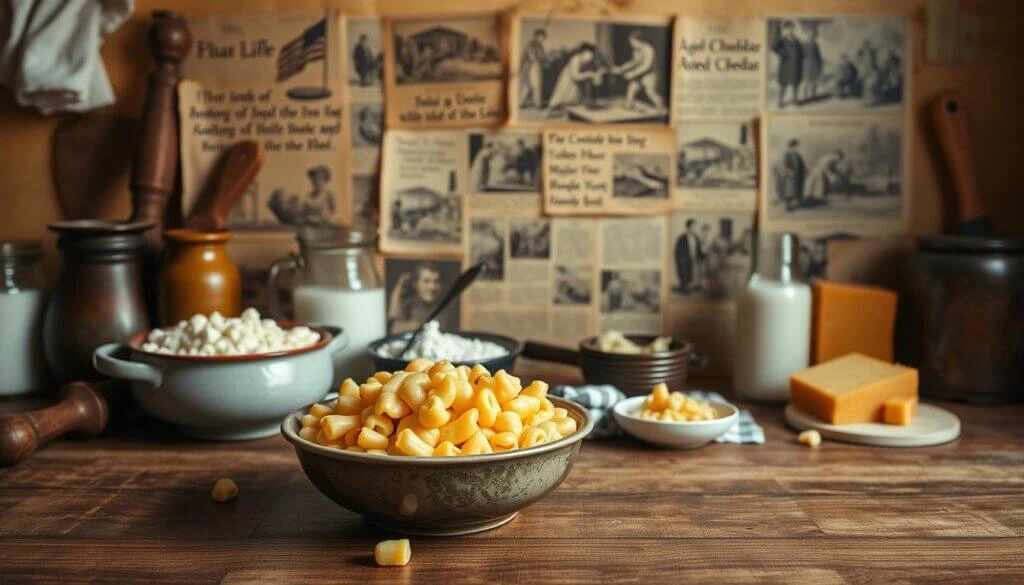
[464,214,591,345]
[766,16,906,113]
[673,18,764,120]
[760,15,910,274]
[382,14,506,128]
[378,130,465,255]
[761,114,906,236]
[668,210,753,301]
[462,213,666,346]
[509,12,673,126]
[343,15,384,225]
[674,120,758,211]
[385,256,461,333]
[180,12,347,231]
[543,127,674,216]
[468,129,542,203]
[598,216,666,334]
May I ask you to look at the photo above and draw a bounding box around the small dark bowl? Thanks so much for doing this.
[367,330,523,372]
[579,335,704,396]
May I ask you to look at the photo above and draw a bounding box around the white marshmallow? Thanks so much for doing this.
[189,313,208,334]
[202,325,222,344]
[143,308,319,357]
[209,311,227,331]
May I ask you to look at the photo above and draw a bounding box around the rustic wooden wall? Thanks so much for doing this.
[0,0,1021,272]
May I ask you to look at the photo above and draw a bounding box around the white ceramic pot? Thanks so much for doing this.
[93,325,348,441]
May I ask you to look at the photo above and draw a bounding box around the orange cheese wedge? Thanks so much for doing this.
[812,281,898,364]
[883,396,918,426]
[790,353,918,424]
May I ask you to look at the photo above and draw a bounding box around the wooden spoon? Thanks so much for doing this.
[930,91,993,236]
[184,141,264,231]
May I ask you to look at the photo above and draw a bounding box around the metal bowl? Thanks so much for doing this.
[367,330,522,373]
[281,396,593,536]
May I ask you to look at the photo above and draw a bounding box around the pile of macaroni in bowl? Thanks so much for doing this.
[299,359,577,456]
[636,383,720,422]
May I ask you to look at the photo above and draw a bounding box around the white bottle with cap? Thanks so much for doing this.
[733,232,812,401]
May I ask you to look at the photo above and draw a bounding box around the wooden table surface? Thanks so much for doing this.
[1,359,1022,584]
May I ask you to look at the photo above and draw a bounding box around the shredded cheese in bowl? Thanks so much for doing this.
[377,321,508,362]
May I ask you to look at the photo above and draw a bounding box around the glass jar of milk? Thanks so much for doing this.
[268,225,385,380]
[733,233,812,402]
[0,241,50,395]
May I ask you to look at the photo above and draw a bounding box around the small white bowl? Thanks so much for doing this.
[612,395,739,449]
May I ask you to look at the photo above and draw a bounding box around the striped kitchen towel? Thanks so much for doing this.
[551,385,765,445]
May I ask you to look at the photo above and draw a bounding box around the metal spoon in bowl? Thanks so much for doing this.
[398,263,487,358]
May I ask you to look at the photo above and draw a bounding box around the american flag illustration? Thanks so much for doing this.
[277,19,327,82]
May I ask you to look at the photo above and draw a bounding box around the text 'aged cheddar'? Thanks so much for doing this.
[883,396,918,426]
[811,281,898,364]
[790,353,918,424]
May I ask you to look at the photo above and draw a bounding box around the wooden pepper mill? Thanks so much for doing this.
[130,10,193,256]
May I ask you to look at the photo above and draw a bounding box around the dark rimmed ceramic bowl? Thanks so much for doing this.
[523,335,706,396]
[93,324,348,440]
[282,395,593,536]
[367,330,522,374]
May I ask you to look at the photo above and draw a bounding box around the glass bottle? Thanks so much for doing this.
[733,232,812,402]
[0,241,50,394]
[268,225,386,380]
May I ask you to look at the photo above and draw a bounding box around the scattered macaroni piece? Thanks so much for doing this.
[798,430,822,448]
[375,539,412,567]
[211,478,238,503]
[635,383,719,422]
[299,361,577,456]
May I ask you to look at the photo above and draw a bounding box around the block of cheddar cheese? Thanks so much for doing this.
[790,353,918,424]
[883,396,918,426]
[811,281,898,364]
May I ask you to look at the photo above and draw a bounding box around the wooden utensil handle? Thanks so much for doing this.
[522,340,581,367]
[185,141,264,231]
[930,91,985,222]
[0,380,111,466]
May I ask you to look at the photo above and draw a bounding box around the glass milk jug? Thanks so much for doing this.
[268,225,386,380]
[733,232,812,402]
[0,241,50,395]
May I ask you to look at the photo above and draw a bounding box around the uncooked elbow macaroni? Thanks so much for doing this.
[636,383,720,422]
[299,360,578,456]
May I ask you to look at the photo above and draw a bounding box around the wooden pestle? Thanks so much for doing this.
[130,10,193,254]
[0,381,112,466]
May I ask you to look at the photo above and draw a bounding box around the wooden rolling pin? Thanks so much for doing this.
[0,381,112,466]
